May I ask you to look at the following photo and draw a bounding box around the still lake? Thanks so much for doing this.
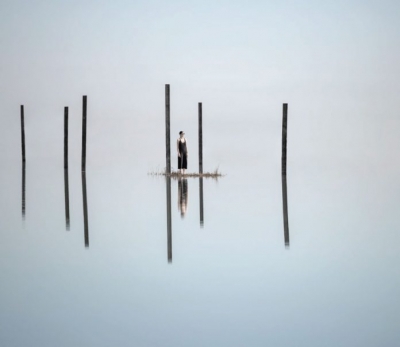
[1,103,400,347]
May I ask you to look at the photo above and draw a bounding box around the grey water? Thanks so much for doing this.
[1,107,400,347]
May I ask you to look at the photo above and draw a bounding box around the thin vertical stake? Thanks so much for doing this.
[21,105,26,163]
[64,107,68,169]
[82,95,87,172]
[165,85,171,173]
[64,107,70,230]
[281,103,288,176]
[198,102,203,174]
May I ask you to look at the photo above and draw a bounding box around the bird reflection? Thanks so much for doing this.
[199,177,204,227]
[281,174,290,248]
[166,177,172,263]
[81,171,89,248]
[22,163,26,220]
[64,169,70,230]
[178,178,188,218]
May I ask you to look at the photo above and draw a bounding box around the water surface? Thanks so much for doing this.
[1,140,399,347]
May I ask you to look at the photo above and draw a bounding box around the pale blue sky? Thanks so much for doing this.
[1,0,399,170]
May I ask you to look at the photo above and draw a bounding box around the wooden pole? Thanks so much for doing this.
[20,105,26,163]
[281,103,288,176]
[199,177,204,227]
[81,95,87,172]
[281,103,289,247]
[82,171,89,247]
[166,177,172,262]
[282,174,289,247]
[64,107,68,169]
[64,106,70,230]
[165,85,171,173]
[21,105,26,219]
[198,102,203,174]
[64,168,70,230]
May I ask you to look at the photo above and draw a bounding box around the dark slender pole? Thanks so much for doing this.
[64,106,70,229]
[165,85,171,174]
[64,169,70,230]
[81,96,87,172]
[20,105,26,163]
[21,105,26,220]
[198,102,203,174]
[166,177,172,262]
[199,177,204,227]
[82,171,89,247]
[281,103,289,247]
[281,103,288,176]
[22,162,26,220]
[64,107,68,169]
[282,174,290,247]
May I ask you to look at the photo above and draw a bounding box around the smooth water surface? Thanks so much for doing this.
[1,128,400,347]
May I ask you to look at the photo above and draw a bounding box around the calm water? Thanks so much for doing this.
[1,163,400,346]
[1,109,400,347]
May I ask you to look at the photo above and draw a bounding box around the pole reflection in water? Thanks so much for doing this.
[166,177,172,263]
[22,163,26,220]
[199,177,204,227]
[178,178,188,218]
[81,171,89,248]
[281,174,290,248]
[64,169,70,230]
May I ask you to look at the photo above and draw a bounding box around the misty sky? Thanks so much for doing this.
[1,0,399,172]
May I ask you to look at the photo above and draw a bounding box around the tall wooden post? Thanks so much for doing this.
[281,103,288,176]
[281,103,289,247]
[165,85,171,173]
[81,95,87,172]
[198,102,203,174]
[64,107,68,169]
[20,105,26,163]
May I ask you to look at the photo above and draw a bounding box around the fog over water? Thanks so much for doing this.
[1,1,400,346]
